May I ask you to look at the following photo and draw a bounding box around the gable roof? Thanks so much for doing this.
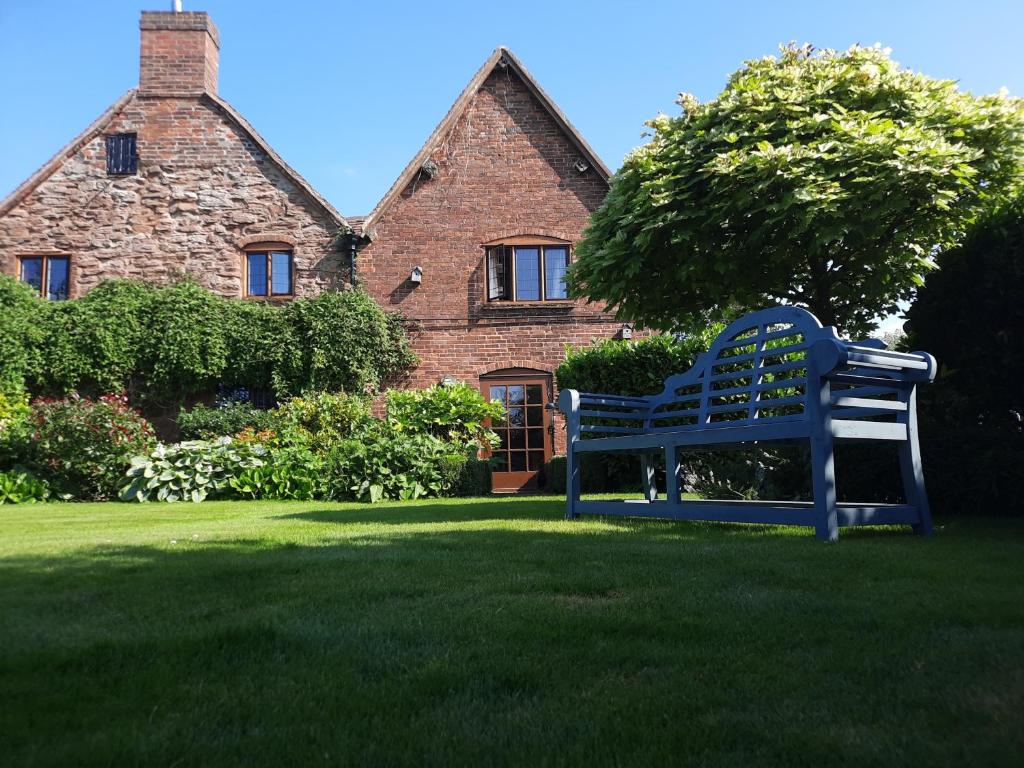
[361,46,611,235]
[0,90,346,227]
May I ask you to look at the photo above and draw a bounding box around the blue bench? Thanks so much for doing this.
[557,307,937,541]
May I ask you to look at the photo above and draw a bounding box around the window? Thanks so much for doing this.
[245,248,293,297]
[485,244,570,302]
[19,255,70,300]
[106,133,137,175]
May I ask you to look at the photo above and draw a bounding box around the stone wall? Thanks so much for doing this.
[0,92,345,298]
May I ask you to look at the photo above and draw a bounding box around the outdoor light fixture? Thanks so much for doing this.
[574,159,590,173]
[410,265,423,284]
[619,324,633,340]
[440,375,457,387]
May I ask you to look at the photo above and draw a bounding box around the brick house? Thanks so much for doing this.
[0,11,625,490]
[354,48,624,488]
[0,11,348,301]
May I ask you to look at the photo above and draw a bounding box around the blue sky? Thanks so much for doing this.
[1,0,1021,218]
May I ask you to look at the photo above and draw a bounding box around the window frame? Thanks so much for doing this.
[243,244,295,299]
[18,254,71,300]
[105,133,138,176]
[484,240,572,303]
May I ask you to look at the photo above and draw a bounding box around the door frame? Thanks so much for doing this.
[480,370,554,492]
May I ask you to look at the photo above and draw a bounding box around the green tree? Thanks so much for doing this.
[571,44,1024,335]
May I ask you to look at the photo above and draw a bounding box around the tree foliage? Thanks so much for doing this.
[571,44,1024,335]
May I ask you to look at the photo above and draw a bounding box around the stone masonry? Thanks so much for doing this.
[0,12,345,299]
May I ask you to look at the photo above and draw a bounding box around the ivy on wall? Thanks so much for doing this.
[0,275,417,405]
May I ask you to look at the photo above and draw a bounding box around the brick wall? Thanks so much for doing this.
[140,11,220,96]
[359,66,626,453]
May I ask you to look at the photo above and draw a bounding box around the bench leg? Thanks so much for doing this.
[811,432,838,542]
[640,454,657,502]
[665,446,681,505]
[565,445,581,520]
[899,420,933,536]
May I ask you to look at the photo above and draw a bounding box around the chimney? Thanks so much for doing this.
[139,11,220,95]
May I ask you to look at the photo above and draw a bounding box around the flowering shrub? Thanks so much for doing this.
[121,438,265,503]
[29,394,155,500]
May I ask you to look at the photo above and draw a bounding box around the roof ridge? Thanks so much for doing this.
[360,46,609,234]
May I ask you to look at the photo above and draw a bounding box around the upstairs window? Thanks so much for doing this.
[106,133,137,175]
[486,243,570,302]
[245,248,294,298]
[19,255,70,300]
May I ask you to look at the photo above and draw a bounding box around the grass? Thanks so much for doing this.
[1,498,1022,767]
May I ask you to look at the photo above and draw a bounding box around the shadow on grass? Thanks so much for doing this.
[278,496,938,541]
[1,513,1022,766]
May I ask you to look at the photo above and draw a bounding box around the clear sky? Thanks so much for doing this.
[1,0,1021,219]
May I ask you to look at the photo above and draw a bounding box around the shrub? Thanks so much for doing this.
[447,457,492,497]
[140,280,230,405]
[228,445,322,500]
[272,391,373,455]
[29,394,155,500]
[556,330,721,397]
[221,299,293,392]
[0,469,50,504]
[121,438,265,503]
[275,289,417,396]
[0,275,46,395]
[35,279,152,397]
[178,402,276,440]
[324,425,465,502]
[386,382,504,450]
[0,391,32,470]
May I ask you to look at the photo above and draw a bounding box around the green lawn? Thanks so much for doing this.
[1,499,1022,767]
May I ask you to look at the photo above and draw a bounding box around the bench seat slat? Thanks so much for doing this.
[580,425,643,435]
[831,420,907,441]
[579,410,648,420]
[831,397,907,411]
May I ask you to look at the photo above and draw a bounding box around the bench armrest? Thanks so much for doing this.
[558,389,653,441]
[812,339,937,382]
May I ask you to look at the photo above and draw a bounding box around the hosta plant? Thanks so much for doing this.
[121,438,266,503]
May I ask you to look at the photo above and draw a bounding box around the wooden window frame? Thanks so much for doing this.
[105,133,138,175]
[18,254,71,301]
[243,244,295,299]
[484,241,572,304]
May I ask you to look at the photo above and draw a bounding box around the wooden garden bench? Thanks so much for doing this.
[557,306,937,541]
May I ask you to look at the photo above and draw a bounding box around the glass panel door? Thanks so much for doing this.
[485,376,551,491]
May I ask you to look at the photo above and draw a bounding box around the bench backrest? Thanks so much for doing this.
[568,306,936,439]
[647,306,823,431]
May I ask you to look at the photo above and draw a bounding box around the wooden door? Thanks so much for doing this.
[483,375,552,491]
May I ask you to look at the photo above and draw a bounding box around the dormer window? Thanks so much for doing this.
[485,238,570,302]
[106,133,137,175]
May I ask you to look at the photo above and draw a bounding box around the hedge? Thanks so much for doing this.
[0,276,416,406]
